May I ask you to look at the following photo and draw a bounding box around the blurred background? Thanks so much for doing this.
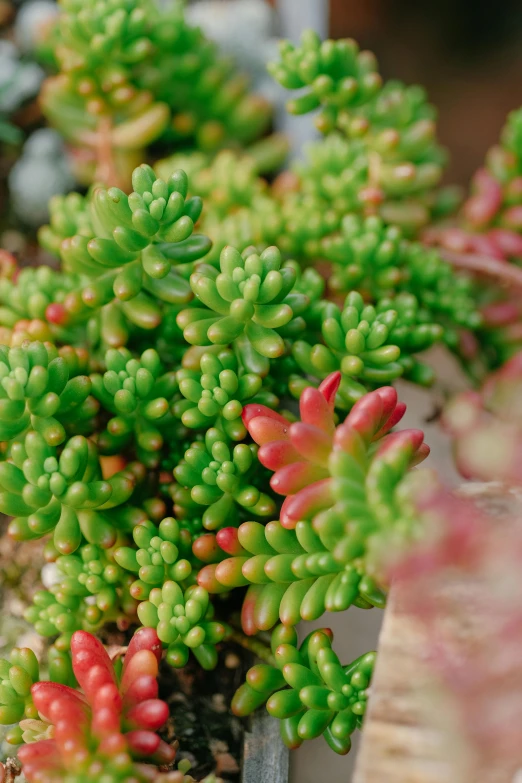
[188,0,522,184]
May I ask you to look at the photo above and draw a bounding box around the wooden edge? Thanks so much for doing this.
[242,712,289,783]
[353,482,522,783]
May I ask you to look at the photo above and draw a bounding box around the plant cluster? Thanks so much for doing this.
[0,627,202,782]
[423,108,522,376]
[1,2,522,778]
[39,0,274,188]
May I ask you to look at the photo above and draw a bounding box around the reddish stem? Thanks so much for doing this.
[95,117,125,190]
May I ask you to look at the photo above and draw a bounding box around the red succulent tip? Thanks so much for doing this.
[17,630,174,782]
[45,302,69,325]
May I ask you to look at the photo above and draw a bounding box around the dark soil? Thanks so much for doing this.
[159,643,247,782]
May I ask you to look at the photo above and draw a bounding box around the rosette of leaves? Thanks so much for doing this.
[178,244,309,376]
[45,540,138,627]
[200,374,428,632]
[0,341,95,445]
[14,629,175,782]
[320,214,475,320]
[91,346,178,466]
[293,291,442,409]
[173,426,276,530]
[44,165,212,347]
[40,0,171,187]
[268,31,382,129]
[232,625,375,754]
[24,583,111,650]
[0,431,136,553]
[115,517,194,600]
[0,265,82,343]
[175,348,277,440]
[269,31,447,232]
[137,581,228,670]
[158,149,277,265]
[38,190,94,257]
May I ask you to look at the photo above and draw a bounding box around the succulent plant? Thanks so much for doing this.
[23,540,139,648]
[175,348,277,440]
[0,341,94,444]
[173,427,276,530]
[269,30,446,233]
[3,7,521,772]
[138,581,228,670]
[199,373,428,632]
[178,244,308,375]
[15,629,175,782]
[292,291,442,408]
[38,189,93,256]
[42,165,213,344]
[0,266,82,344]
[0,648,40,738]
[23,588,95,649]
[91,346,178,466]
[40,0,272,188]
[0,430,136,553]
[115,517,194,600]
[232,625,375,754]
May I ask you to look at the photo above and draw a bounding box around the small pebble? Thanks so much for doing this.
[224,651,241,669]
[211,693,227,713]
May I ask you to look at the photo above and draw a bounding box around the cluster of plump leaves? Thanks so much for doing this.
[42,165,212,351]
[268,29,447,233]
[0,13,506,771]
[137,581,228,671]
[199,374,428,635]
[91,346,179,467]
[233,625,375,755]
[26,539,138,649]
[0,629,178,783]
[292,290,443,408]
[40,0,272,189]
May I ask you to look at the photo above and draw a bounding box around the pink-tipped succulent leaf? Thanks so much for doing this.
[18,629,173,782]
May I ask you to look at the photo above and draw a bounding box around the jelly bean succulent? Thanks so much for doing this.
[91,346,179,466]
[2,5,521,777]
[176,350,262,439]
[25,541,138,648]
[292,291,442,408]
[268,30,447,232]
[115,517,194,600]
[179,244,309,376]
[0,431,136,552]
[233,625,375,754]
[173,427,276,530]
[4,628,177,782]
[0,341,93,445]
[40,0,272,188]
[138,581,228,671]
[200,373,428,633]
